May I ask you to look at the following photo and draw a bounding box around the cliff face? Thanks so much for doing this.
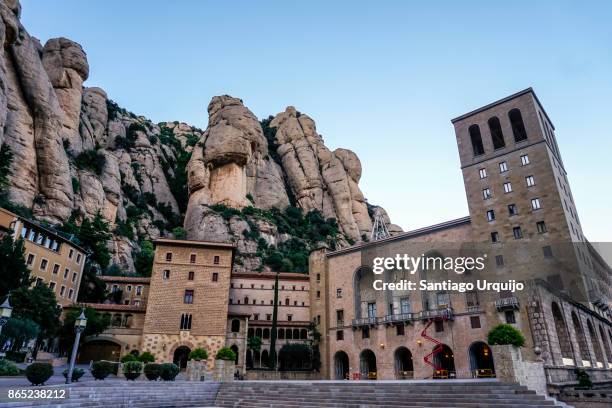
[0,0,401,274]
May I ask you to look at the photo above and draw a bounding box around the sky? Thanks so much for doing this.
[21,0,612,242]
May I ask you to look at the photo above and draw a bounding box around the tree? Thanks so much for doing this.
[134,240,154,277]
[0,235,33,298]
[268,272,279,370]
[247,336,262,353]
[0,318,40,352]
[171,227,186,239]
[59,307,110,353]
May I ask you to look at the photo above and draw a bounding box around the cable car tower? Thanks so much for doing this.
[370,207,390,241]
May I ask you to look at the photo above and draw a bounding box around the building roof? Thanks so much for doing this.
[231,271,309,281]
[450,87,555,129]
[99,275,151,284]
[66,303,147,313]
[154,238,236,249]
[327,216,472,258]
[248,320,311,327]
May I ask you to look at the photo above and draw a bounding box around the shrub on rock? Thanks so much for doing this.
[216,347,237,361]
[487,324,525,347]
[188,348,208,361]
[91,361,113,380]
[123,361,142,381]
[160,363,179,381]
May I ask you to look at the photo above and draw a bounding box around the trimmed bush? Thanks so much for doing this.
[160,363,179,381]
[62,368,84,382]
[120,353,139,363]
[216,347,237,361]
[0,359,20,376]
[123,361,142,381]
[487,324,525,347]
[138,351,155,363]
[188,348,208,361]
[144,363,162,381]
[25,363,53,385]
[91,361,113,380]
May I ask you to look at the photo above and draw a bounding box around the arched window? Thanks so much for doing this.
[230,345,239,365]
[509,109,528,142]
[488,117,505,149]
[300,329,308,339]
[587,319,604,365]
[469,125,485,156]
[247,328,254,338]
[263,328,270,339]
[286,329,293,340]
[244,296,249,305]
[598,325,612,365]
[571,312,590,363]
[293,329,300,339]
[285,298,290,306]
[255,328,262,338]
[394,347,414,379]
[278,328,285,339]
[231,319,240,333]
[551,302,573,364]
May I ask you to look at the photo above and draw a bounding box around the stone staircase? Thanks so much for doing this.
[213,380,568,408]
[0,380,570,407]
[0,381,220,408]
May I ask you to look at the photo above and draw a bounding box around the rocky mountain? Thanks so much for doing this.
[0,0,401,276]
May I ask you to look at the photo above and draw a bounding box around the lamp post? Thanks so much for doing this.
[0,295,12,359]
[66,308,87,384]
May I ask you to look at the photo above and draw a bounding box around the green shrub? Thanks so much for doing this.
[216,347,237,361]
[160,363,179,381]
[123,361,142,381]
[574,368,593,389]
[74,149,106,175]
[144,363,162,381]
[138,351,155,363]
[0,359,20,376]
[120,354,139,363]
[62,368,84,382]
[5,351,26,363]
[91,361,113,380]
[487,324,525,347]
[188,348,208,361]
[25,363,53,385]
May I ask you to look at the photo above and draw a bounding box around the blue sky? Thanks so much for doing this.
[22,1,612,241]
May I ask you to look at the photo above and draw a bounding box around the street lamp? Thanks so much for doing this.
[66,308,87,384]
[0,295,12,359]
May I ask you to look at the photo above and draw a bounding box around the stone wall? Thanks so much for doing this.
[492,344,547,396]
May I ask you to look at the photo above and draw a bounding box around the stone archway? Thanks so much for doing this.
[78,339,122,363]
[551,302,573,364]
[173,345,191,370]
[571,312,591,364]
[587,319,604,366]
[468,341,495,377]
[334,351,350,380]
[394,347,413,379]
[433,344,455,378]
[359,349,377,379]
[230,345,239,365]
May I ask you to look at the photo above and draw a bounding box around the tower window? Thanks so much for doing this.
[525,175,535,187]
[213,255,220,264]
[469,124,485,156]
[212,272,218,282]
[486,210,495,222]
[543,246,553,259]
[190,254,196,263]
[184,289,194,304]
[165,252,172,262]
[491,231,500,243]
[188,271,194,280]
[513,226,523,239]
[505,310,516,324]
[536,221,547,233]
[482,188,491,200]
[336,330,344,340]
[495,255,504,267]
[396,324,405,336]
[503,182,512,193]
[520,154,530,166]
[531,198,541,210]
[508,204,518,216]
[488,116,505,149]
[470,316,481,329]
[479,168,487,179]
[180,313,192,330]
[509,108,528,142]
[163,270,170,280]
[499,162,508,173]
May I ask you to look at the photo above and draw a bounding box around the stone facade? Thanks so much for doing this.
[101,275,150,307]
[0,207,86,306]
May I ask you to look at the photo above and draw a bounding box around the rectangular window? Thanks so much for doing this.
[525,175,535,187]
[163,270,170,280]
[486,210,495,222]
[316,273,320,281]
[466,291,479,309]
[72,272,77,283]
[212,272,219,282]
[435,320,444,332]
[213,255,220,265]
[287,314,293,322]
[136,286,142,295]
[184,289,194,304]
[165,252,172,262]
[64,268,69,279]
[400,297,411,314]
[482,188,491,200]
[503,182,513,193]
[188,271,194,280]
[76,253,82,264]
[336,309,344,325]
[479,168,487,179]
[531,198,541,210]
[508,204,518,216]
[396,324,405,336]
[190,254,196,263]
[491,231,500,243]
[253,314,259,321]
[266,314,271,321]
[180,313,192,330]
[26,253,35,266]
[336,330,344,341]
[520,154,530,166]
[60,286,66,297]
[68,289,74,299]
[505,310,516,324]
[49,281,56,290]
[336,288,342,298]
[543,245,553,259]
[495,255,504,267]
[513,226,523,239]
[362,326,370,339]
[499,161,508,173]
[52,264,60,274]
[69,249,74,259]
[367,302,377,318]
[40,259,48,271]
[316,290,321,299]
[536,221,547,233]
[470,316,481,329]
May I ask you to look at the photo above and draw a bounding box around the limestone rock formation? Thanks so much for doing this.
[0,0,401,275]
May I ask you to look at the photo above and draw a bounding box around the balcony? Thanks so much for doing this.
[380,313,415,325]
[351,317,378,327]
[418,307,454,321]
[495,296,519,311]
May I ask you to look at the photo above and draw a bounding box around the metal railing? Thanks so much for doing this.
[380,313,415,324]
[495,296,520,310]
